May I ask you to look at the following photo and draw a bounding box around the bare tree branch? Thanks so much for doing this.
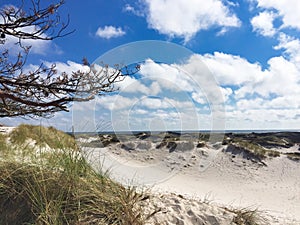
[0,0,139,118]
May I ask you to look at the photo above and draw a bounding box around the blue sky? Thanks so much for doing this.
[1,0,300,131]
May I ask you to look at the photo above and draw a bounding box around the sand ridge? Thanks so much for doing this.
[78,133,300,224]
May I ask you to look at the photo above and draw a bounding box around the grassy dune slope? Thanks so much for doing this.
[0,125,145,225]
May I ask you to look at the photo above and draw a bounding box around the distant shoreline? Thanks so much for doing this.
[68,129,300,135]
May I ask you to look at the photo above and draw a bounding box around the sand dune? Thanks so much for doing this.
[79,134,300,224]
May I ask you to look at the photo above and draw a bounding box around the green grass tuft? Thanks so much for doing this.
[228,207,267,225]
[10,124,77,150]
[0,133,9,154]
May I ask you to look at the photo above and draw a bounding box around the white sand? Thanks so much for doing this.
[0,126,15,134]
[153,154,300,224]
[81,140,300,224]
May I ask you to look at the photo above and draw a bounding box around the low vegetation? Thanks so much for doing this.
[229,207,267,225]
[234,140,267,159]
[223,132,300,162]
[9,124,77,150]
[285,152,300,161]
[0,124,146,225]
[231,139,280,160]
[0,133,8,153]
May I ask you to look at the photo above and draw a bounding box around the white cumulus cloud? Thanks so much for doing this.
[199,52,265,86]
[96,26,125,39]
[255,0,300,30]
[200,52,300,99]
[251,11,277,37]
[96,95,137,111]
[274,33,300,65]
[141,0,241,42]
[115,76,151,95]
[139,59,195,92]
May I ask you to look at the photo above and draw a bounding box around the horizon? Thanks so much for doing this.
[2,123,300,134]
[68,128,300,134]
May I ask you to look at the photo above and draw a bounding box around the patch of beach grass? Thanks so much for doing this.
[0,125,146,225]
[266,150,280,158]
[234,140,267,159]
[232,139,281,160]
[228,207,267,225]
[0,133,8,154]
[285,152,300,161]
[10,124,77,150]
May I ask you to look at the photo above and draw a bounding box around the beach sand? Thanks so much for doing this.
[0,126,15,134]
[80,136,300,224]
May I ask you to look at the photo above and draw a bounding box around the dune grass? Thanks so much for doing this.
[0,124,146,225]
[230,207,267,225]
[9,124,77,150]
[0,133,8,153]
[232,139,280,160]
[285,152,300,161]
